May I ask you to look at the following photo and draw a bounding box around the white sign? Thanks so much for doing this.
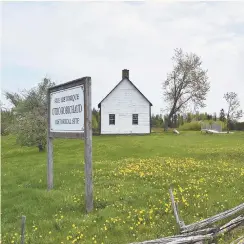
[50,85,84,133]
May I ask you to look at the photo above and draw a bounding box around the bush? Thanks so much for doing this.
[1,123,10,135]
[179,120,227,131]
[1,110,14,136]
[229,121,244,131]
[236,122,244,130]
[4,78,55,150]
[179,121,201,131]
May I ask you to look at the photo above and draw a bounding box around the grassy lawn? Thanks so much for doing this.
[1,131,244,244]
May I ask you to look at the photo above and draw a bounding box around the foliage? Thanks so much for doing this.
[152,111,225,129]
[5,78,55,149]
[2,133,244,244]
[179,121,201,131]
[1,108,14,135]
[179,120,226,131]
[92,108,100,123]
[151,114,164,128]
[92,115,98,130]
[4,92,23,107]
[162,48,210,129]
[223,92,243,132]
[219,109,226,122]
[234,122,244,131]
[92,108,100,133]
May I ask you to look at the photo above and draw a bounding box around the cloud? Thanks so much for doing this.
[1,1,244,120]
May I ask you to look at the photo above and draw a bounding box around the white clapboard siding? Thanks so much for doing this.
[100,78,150,134]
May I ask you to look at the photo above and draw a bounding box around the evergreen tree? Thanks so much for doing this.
[219,109,226,122]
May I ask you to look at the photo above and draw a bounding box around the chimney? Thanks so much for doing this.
[122,69,129,79]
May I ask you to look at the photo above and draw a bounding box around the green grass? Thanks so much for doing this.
[1,131,244,244]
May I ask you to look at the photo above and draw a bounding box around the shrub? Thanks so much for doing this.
[1,110,14,136]
[179,120,227,131]
[179,121,201,131]
[4,78,55,150]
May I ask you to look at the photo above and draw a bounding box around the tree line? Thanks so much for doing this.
[151,110,244,131]
[1,48,243,151]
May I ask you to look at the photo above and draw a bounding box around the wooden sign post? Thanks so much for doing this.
[47,77,93,213]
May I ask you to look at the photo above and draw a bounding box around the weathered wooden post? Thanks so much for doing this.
[84,77,93,212]
[47,88,53,190]
[47,77,93,212]
[21,215,26,244]
[47,136,53,190]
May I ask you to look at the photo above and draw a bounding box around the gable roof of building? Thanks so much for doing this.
[98,78,153,108]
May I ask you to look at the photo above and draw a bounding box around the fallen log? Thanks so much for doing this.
[131,221,243,244]
[214,215,244,238]
[130,234,213,244]
[180,227,219,236]
[130,228,218,244]
[237,239,244,244]
[167,234,213,244]
[218,215,244,233]
[130,196,244,244]
[181,203,244,232]
[130,237,179,244]
[231,235,244,244]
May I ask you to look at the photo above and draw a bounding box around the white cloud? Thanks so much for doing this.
[1,1,244,120]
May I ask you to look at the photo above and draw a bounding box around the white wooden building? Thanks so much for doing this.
[98,69,153,135]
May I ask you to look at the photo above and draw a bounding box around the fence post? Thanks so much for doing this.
[21,215,26,244]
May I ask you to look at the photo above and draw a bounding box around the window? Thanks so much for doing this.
[132,114,138,125]
[109,114,115,125]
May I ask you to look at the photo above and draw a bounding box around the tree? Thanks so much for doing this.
[172,114,178,128]
[177,113,181,127]
[199,113,206,121]
[207,114,212,120]
[219,109,226,122]
[186,113,192,123]
[1,102,14,135]
[92,114,98,131]
[213,112,217,121]
[179,115,184,125]
[195,111,200,121]
[223,92,243,133]
[92,108,100,133]
[162,48,210,130]
[5,92,23,107]
[5,78,55,151]
[151,114,164,128]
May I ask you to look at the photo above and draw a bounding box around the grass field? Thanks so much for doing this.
[1,131,244,244]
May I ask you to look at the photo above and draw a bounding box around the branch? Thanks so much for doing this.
[175,95,193,112]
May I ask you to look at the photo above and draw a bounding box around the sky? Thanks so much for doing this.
[1,1,244,120]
